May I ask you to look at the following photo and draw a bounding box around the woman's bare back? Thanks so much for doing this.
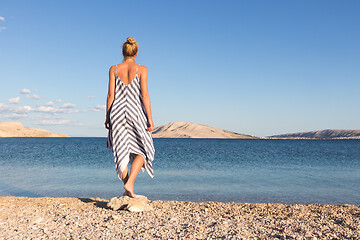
[116,62,139,86]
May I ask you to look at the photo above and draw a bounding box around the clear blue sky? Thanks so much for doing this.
[1,0,359,137]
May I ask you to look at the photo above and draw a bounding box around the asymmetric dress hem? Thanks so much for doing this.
[106,64,155,181]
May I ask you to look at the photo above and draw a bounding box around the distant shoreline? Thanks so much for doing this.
[2,136,360,140]
[265,137,360,140]
[0,122,68,138]
[1,121,359,139]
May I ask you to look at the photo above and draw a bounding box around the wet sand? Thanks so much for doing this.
[1,196,359,239]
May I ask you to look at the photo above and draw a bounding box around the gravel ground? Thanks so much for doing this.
[1,196,359,239]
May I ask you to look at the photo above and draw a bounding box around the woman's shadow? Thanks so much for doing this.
[78,198,109,209]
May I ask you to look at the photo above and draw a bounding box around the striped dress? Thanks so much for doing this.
[107,64,155,181]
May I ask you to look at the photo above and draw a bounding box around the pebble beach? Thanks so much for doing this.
[1,196,359,239]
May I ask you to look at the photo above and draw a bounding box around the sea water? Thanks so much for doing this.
[0,138,359,205]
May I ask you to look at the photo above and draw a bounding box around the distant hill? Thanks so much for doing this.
[0,122,68,137]
[151,122,258,139]
[268,129,360,139]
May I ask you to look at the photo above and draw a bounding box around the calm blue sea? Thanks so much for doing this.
[0,138,359,205]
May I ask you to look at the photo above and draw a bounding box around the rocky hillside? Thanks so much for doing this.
[151,122,258,139]
[268,129,360,139]
[0,122,68,137]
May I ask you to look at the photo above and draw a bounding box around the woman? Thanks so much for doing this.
[105,37,155,198]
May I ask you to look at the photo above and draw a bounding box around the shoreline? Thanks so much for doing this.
[1,196,359,239]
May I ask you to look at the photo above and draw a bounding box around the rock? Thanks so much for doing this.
[107,196,131,211]
[127,196,152,212]
[107,195,151,212]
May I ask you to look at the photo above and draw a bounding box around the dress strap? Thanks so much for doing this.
[136,64,140,76]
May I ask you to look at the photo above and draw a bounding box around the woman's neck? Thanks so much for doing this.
[123,57,135,63]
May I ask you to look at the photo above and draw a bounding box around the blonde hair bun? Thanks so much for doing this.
[123,37,138,57]
[126,37,136,45]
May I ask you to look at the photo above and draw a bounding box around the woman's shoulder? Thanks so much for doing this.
[109,62,125,72]
[138,64,147,73]
[109,64,116,70]
[109,63,120,71]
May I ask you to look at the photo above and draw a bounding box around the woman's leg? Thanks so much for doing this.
[124,154,145,198]
[121,165,129,185]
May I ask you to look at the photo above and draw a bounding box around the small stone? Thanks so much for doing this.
[112,214,121,220]
[107,195,151,212]
[33,217,44,224]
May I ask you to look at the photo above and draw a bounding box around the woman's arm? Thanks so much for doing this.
[139,65,154,132]
[105,65,116,129]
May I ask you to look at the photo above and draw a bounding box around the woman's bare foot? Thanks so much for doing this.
[123,183,137,198]
[123,190,137,198]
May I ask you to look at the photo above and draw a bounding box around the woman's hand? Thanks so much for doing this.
[105,117,110,130]
[147,120,154,132]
